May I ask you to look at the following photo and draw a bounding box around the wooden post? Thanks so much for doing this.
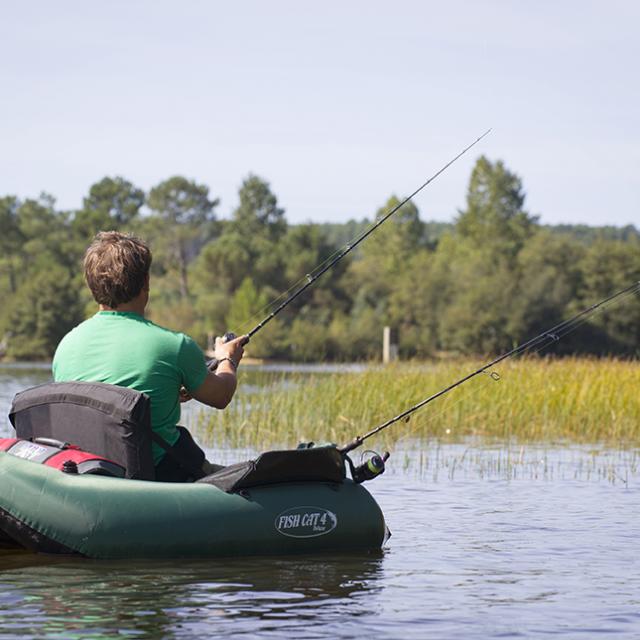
[383,326,398,363]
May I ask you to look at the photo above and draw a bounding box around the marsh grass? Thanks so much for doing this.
[385,441,639,484]
[198,358,640,451]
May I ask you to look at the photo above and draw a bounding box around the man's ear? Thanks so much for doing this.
[144,273,150,292]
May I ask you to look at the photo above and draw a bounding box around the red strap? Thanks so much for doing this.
[0,438,19,452]
[44,449,120,469]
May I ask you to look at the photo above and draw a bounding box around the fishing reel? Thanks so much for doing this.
[348,450,390,484]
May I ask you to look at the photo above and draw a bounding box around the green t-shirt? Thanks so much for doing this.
[52,311,209,464]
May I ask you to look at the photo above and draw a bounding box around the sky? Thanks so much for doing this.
[1,1,638,227]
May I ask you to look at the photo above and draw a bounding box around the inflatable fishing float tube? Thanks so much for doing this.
[0,382,388,559]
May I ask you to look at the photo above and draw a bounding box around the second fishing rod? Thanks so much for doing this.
[211,129,491,356]
[339,280,640,458]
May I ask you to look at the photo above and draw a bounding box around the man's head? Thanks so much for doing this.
[84,231,152,309]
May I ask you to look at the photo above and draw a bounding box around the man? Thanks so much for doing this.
[52,231,246,482]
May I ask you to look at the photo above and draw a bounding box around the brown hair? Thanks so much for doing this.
[84,231,152,308]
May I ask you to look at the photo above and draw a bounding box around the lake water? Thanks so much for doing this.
[0,365,639,639]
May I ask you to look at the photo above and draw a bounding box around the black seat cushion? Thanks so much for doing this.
[9,381,155,480]
[197,446,346,492]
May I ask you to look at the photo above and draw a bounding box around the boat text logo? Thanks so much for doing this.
[275,506,337,538]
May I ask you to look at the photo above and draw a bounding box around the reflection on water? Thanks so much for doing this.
[0,552,384,639]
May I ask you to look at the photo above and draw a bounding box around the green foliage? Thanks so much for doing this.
[0,196,23,296]
[225,277,269,335]
[361,196,423,268]
[344,197,421,335]
[146,176,219,299]
[507,230,585,349]
[456,155,537,258]
[5,266,83,360]
[288,318,329,362]
[387,250,443,357]
[189,177,287,341]
[437,250,516,353]
[548,223,640,245]
[576,238,640,355]
[17,195,77,271]
[317,219,370,249]
[1,158,639,362]
[230,174,286,241]
[73,176,144,240]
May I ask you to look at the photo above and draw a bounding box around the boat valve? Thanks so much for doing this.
[62,460,79,474]
[352,451,390,484]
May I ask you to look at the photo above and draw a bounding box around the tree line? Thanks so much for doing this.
[1,156,639,361]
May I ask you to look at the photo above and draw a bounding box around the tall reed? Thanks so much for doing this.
[199,358,640,450]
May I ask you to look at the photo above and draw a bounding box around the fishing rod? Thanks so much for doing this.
[221,129,492,347]
[340,280,640,454]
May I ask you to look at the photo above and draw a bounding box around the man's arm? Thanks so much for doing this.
[190,335,246,409]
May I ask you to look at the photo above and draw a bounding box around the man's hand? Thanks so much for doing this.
[213,334,247,370]
[191,334,247,409]
[179,387,193,403]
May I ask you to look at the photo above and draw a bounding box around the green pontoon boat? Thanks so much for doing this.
[0,382,387,559]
